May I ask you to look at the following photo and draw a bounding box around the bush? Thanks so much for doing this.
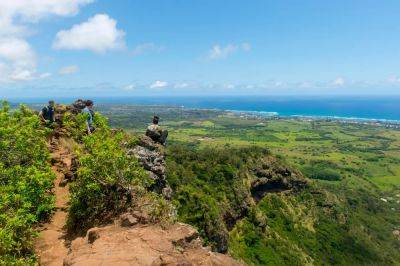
[66,111,175,232]
[0,102,55,264]
[302,166,341,181]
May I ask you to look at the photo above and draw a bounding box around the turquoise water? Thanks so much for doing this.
[7,96,400,121]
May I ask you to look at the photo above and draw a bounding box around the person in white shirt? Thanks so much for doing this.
[82,100,95,134]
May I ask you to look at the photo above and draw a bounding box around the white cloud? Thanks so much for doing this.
[0,37,35,67]
[132,43,164,56]
[53,14,126,53]
[224,84,235,89]
[59,65,79,75]
[0,0,94,24]
[174,82,189,89]
[333,77,345,86]
[0,0,93,82]
[39,72,52,79]
[150,80,168,89]
[206,42,251,60]
[123,84,136,91]
[0,37,38,81]
[10,69,34,81]
[387,75,400,84]
[299,81,313,89]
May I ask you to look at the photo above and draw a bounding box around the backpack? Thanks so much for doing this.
[42,106,54,122]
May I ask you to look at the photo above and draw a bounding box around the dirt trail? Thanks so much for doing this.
[35,139,72,266]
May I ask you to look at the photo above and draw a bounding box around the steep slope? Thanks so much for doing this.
[166,145,307,253]
[32,101,243,265]
[166,144,400,265]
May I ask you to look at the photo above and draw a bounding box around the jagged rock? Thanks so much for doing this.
[138,135,164,151]
[132,210,150,224]
[129,135,171,198]
[64,223,243,266]
[120,213,139,227]
[169,223,199,248]
[250,156,307,202]
[87,227,101,244]
[67,99,87,114]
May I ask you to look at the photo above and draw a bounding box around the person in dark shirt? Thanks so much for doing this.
[39,100,56,124]
[146,116,168,145]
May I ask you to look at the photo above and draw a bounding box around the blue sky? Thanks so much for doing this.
[1,0,400,97]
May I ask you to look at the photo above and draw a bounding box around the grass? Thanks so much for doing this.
[99,105,400,265]
[160,117,400,191]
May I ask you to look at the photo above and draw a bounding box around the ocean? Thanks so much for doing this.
[6,96,400,121]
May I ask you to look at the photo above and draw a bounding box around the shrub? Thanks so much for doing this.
[66,111,175,232]
[302,166,341,181]
[0,102,55,264]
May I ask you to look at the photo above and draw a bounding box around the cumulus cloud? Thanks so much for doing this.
[132,43,164,56]
[53,14,126,53]
[0,37,38,81]
[150,80,168,89]
[0,0,93,24]
[333,77,345,86]
[206,43,251,60]
[0,0,92,82]
[59,65,79,75]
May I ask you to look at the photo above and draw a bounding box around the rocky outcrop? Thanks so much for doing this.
[67,99,87,114]
[250,156,307,202]
[128,135,172,199]
[64,215,243,266]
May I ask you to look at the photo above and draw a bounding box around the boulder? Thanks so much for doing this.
[132,210,150,224]
[86,227,101,244]
[120,213,139,227]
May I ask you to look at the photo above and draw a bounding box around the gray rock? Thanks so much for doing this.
[120,213,139,227]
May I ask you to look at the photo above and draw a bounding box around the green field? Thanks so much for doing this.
[100,105,400,265]
[167,116,400,191]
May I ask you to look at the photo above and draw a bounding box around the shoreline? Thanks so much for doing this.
[225,109,400,129]
[215,109,400,124]
[8,100,400,127]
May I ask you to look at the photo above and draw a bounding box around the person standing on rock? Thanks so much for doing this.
[82,100,96,134]
[39,100,56,125]
[146,116,168,145]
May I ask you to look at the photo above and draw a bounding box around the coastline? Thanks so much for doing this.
[224,109,400,129]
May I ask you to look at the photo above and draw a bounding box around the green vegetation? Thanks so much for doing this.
[3,102,399,265]
[101,105,400,265]
[167,145,265,251]
[167,145,400,265]
[0,102,55,265]
[63,110,175,233]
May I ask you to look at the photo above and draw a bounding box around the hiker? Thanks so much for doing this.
[82,100,95,134]
[39,100,56,125]
[146,116,168,145]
